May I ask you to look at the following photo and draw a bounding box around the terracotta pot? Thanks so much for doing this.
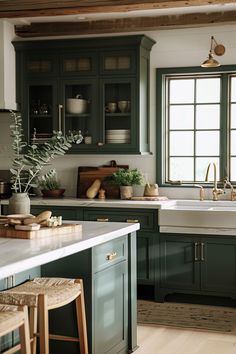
[41,189,65,198]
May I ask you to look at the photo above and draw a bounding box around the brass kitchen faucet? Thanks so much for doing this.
[205,162,223,201]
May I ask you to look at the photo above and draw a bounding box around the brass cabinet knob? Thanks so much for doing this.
[126,219,139,223]
[97,142,104,146]
[96,218,109,222]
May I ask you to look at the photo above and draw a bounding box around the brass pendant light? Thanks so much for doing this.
[201,36,225,68]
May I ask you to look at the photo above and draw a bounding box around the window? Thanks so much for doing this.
[156,66,236,185]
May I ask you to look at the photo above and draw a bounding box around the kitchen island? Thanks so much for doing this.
[0,220,139,354]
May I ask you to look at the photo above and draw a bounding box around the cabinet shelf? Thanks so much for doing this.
[30,114,52,118]
[105,113,130,117]
[65,113,90,118]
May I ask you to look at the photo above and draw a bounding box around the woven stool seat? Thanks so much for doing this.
[0,304,31,354]
[0,277,88,354]
[0,304,25,333]
[0,277,81,309]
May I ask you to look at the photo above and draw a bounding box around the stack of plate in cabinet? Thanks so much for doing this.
[105,129,130,144]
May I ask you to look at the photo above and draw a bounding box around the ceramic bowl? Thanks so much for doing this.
[41,189,65,198]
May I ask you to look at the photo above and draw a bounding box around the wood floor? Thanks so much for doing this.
[136,324,236,354]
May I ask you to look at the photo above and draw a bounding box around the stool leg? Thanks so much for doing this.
[75,279,88,354]
[19,305,31,354]
[38,294,49,354]
[29,306,37,354]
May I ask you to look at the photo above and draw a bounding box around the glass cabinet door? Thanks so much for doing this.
[61,52,96,76]
[100,51,136,75]
[61,79,98,149]
[26,55,58,77]
[99,78,136,152]
[27,80,58,144]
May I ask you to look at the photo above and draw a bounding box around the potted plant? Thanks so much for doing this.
[38,169,65,198]
[9,111,83,213]
[111,168,144,199]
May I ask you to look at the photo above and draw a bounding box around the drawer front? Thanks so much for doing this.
[84,208,156,231]
[30,206,83,220]
[93,236,127,272]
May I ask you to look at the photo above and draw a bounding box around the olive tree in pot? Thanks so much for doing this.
[9,111,83,214]
[111,168,144,199]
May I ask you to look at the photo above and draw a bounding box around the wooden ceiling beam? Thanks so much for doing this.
[1,0,236,18]
[15,10,236,37]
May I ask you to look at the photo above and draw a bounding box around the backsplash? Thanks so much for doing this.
[0,111,233,200]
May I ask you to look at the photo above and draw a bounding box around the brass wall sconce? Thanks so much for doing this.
[201,36,225,68]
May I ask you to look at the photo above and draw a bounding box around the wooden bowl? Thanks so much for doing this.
[41,189,65,198]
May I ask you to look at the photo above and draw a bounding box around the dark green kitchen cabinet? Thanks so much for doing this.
[159,235,200,296]
[200,237,236,295]
[2,204,83,221]
[41,235,131,354]
[13,35,155,154]
[137,231,156,285]
[21,204,158,291]
[92,236,128,354]
[83,207,158,289]
[157,233,236,301]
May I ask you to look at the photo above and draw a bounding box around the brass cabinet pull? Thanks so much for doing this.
[58,104,64,134]
[106,252,117,261]
[201,242,205,261]
[96,218,109,222]
[126,219,139,223]
[194,242,199,261]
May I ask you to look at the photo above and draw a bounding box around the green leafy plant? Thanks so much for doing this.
[111,168,144,186]
[10,111,83,193]
[38,169,61,190]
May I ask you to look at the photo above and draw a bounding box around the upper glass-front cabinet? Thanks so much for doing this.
[61,52,97,76]
[25,55,58,77]
[14,35,155,154]
[100,51,136,75]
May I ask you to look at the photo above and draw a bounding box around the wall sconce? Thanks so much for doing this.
[201,36,225,68]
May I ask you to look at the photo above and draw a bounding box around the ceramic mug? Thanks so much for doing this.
[106,102,117,113]
[118,100,128,113]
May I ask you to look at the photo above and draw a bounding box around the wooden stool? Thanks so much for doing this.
[0,304,31,354]
[0,278,88,354]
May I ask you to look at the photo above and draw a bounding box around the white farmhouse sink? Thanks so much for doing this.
[159,200,236,229]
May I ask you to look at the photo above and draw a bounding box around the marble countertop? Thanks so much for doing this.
[0,220,139,279]
[1,197,171,209]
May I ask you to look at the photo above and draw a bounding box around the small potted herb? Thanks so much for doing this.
[38,169,65,198]
[111,168,144,199]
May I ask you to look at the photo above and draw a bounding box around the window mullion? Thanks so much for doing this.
[220,73,229,182]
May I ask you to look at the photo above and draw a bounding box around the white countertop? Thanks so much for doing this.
[1,197,170,209]
[0,220,139,280]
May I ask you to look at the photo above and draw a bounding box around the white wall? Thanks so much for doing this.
[1,24,235,198]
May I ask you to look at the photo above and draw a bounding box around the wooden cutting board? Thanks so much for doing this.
[77,161,129,199]
[131,196,168,201]
[0,223,82,239]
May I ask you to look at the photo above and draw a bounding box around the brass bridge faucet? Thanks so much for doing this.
[205,162,223,201]
[223,177,236,201]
